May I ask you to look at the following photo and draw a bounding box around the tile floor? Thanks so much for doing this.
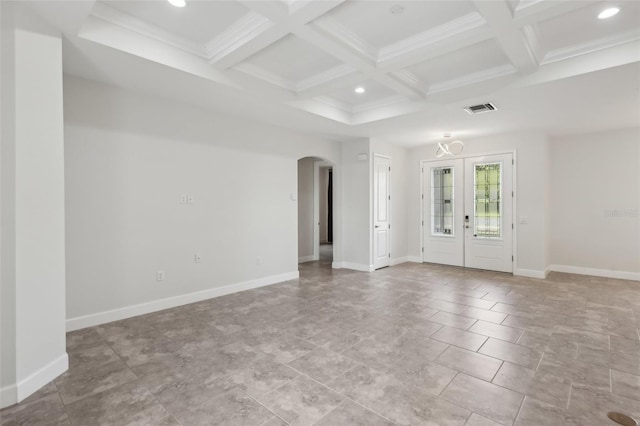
[2,260,640,425]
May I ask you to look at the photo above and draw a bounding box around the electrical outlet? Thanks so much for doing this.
[256,256,262,265]
[156,270,165,281]
[180,193,188,204]
[194,253,201,263]
[187,195,194,204]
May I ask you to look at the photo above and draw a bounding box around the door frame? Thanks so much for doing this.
[420,150,518,273]
[372,153,391,270]
[313,160,333,262]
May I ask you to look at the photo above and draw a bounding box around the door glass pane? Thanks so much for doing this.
[474,162,501,238]
[431,167,454,236]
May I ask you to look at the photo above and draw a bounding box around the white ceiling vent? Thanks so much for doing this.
[464,103,497,115]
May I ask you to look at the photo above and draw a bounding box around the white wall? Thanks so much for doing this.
[338,139,371,270]
[407,132,551,277]
[1,0,18,404]
[550,128,640,279]
[297,158,314,261]
[1,3,68,407]
[371,139,409,264]
[64,76,341,329]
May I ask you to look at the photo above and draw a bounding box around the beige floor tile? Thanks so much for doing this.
[427,299,468,314]
[479,338,542,369]
[461,307,508,324]
[288,346,356,383]
[538,353,610,391]
[54,359,137,405]
[258,375,343,426]
[465,413,502,426]
[431,326,488,351]
[0,393,70,426]
[611,369,640,401]
[429,311,478,330]
[568,384,640,426]
[441,373,524,425]
[515,397,582,426]
[610,335,640,355]
[611,350,640,375]
[490,303,536,318]
[65,381,177,426]
[314,400,393,426]
[492,362,571,408]
[435,346,503,382]
[172,388,272,426]
[469,320,523,343]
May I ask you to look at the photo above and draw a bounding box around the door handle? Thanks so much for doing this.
[375,225,380,228]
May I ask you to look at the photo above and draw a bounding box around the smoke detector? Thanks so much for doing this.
[464,103,497,115]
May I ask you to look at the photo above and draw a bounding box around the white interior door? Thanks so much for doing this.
[422,153,513,273]
[373,155,390,269]
[464,154,513,273]
[422,159,464,266]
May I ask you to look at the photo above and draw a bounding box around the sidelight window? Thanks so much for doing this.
[474,162,502,238]
[431,167,454,236]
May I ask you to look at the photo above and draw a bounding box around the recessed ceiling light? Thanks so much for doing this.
[598,7,620,19]
[168,0,186,8]
[354,87,365,94]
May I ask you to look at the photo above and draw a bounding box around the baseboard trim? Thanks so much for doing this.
[407,256,423,263]
[298,255,315,264]
[513,268,548,279]
[66,271,299,332]
[0,384,17,409]
[332,262,373,272]
[1,353,68,409]
[549,265,640,281]
[390,256,410,266]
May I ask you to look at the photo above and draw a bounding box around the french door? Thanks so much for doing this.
[422,153,513,273]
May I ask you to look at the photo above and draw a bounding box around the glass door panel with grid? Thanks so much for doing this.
[422,159,464,267]
[464,153,513,273]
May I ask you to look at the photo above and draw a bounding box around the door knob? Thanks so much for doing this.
[375,225,380,228]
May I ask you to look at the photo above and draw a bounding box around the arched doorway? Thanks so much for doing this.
[297,156,336,269]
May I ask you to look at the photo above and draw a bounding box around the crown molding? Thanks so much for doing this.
[352,95,407,114]
[513,0,598,26]
[313,96,354,113]
[312,16,378,61]
[542,29,640,65]
[205,11,274,64]
[234,63,297,91]
[296,64,355,92]
[286,0,309,16]
[391,69,424,91]
[90,3,207,57]
[378,12,487,64]
[514,0,545,15]
[427,64,517,95]
[312,93,408,115]
[522,24,545,63]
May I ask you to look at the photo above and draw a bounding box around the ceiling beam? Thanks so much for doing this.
[513,0,597,26]
[472,0,539,74]
[214,0,347,70]
[295,25,425,100]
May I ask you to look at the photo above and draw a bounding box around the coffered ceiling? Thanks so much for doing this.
[23,0,640,144]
